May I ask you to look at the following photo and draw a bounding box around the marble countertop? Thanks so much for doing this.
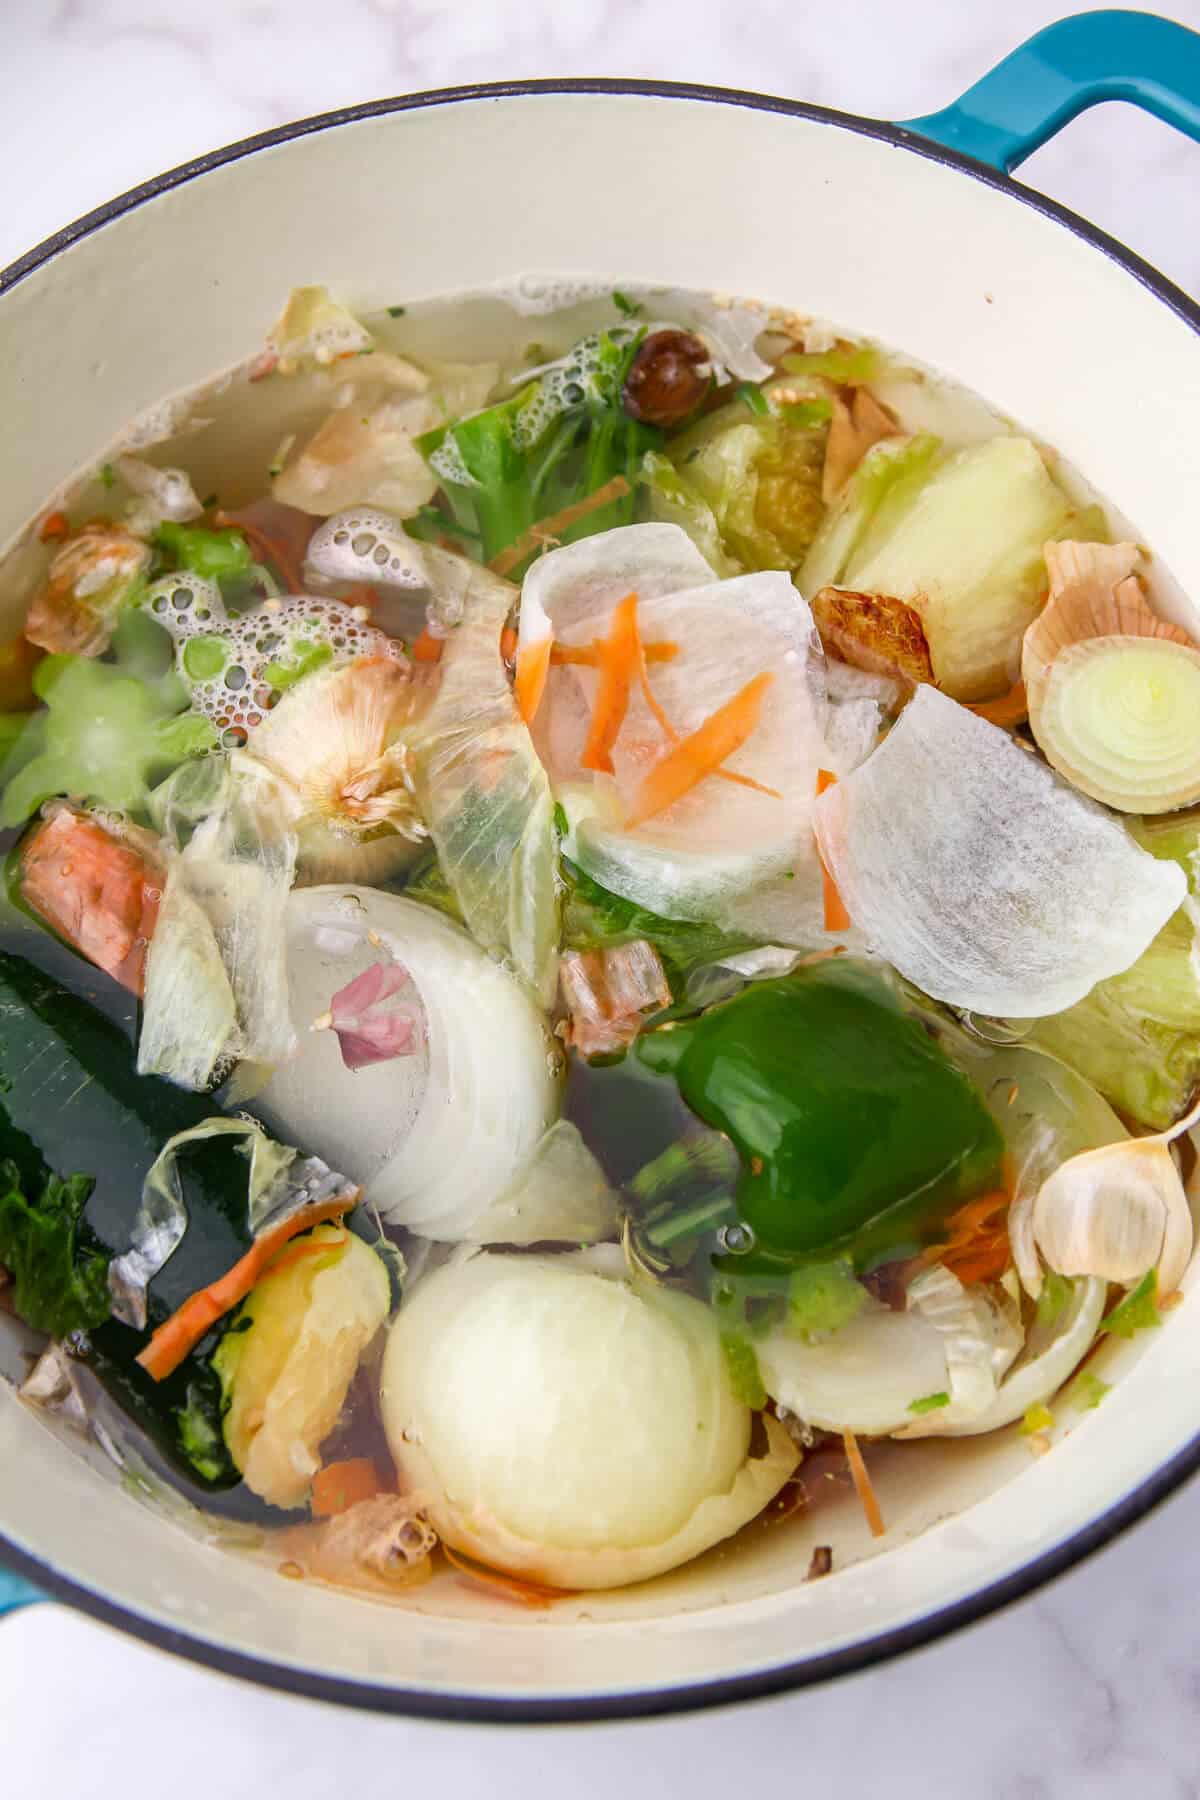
[3,1,1200,1794]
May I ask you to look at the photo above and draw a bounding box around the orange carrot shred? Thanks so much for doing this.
[551,639,679,668]
[411,627,444,664]
[581,592,641,773]
[311,1458,383,1518]
[633,646,782,801]
[136,1194,358,1382]
[815,768,852,932]
[920,1166,1014,1286]
[967,681,1028,728]
[842,1429,886,1538]
[38,511,70,543]
[515,632,553,725]
[626,671,775,826]
[488,475,630,578]
[440,1543,573,1609]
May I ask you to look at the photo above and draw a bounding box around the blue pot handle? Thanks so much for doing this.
[902,8,1200,172]
[0,1564,44,1616]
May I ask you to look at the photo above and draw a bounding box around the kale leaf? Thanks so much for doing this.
[0,1159,110,1336]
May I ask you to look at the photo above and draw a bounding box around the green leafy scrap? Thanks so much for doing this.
[0,1159,109,1337]
[1099,1269,1161,1339]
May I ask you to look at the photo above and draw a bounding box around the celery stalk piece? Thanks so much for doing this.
[0,652,216,827]
[800,433,941,596]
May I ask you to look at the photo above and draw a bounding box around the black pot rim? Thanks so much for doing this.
[2,76,1198,1726]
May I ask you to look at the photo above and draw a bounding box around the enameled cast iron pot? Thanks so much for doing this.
[2,7,1200,1724]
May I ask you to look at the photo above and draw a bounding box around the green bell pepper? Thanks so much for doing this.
[637,959,1003,1259]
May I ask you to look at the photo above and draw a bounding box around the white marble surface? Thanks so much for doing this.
[4,1,1200,1794]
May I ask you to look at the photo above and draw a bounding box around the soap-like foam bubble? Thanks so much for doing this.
[139,574,401,747]
[486,274,614,318]
[306,508,431,591]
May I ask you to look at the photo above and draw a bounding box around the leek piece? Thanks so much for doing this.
[1030,637,1200,814]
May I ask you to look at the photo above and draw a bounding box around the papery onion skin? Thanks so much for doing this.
[380,1252,798,1589]
[896,1277,1107,1438]
[253,887,559,1242]
[814,686,1186,1017]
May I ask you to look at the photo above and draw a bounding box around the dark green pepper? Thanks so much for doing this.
[637,959,1003,1259]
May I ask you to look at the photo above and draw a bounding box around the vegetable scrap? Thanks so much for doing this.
[0,281,1195,1613]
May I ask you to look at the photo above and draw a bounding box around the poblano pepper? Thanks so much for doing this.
[636,959,1002,1258]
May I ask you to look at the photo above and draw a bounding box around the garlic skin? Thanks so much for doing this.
[1032,1135,1194,1297]
[380,1252,798,1589]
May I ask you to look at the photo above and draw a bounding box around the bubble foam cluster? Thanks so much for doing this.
[139,573,401,747]
[306,508,430,591]
[427,328,640,487]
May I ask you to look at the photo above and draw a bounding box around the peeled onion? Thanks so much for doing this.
[252,886,559,1240]
[380,1252,797,1589]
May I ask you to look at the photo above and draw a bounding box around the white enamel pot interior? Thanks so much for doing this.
[2,83,1200,1721]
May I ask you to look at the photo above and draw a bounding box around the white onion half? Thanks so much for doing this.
[380,1252,798,1589]
[253,887,559,1241]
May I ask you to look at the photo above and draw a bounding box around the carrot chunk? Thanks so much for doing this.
[311,1458,383,1518]
[20,808,161,994]
[410,627,444,664]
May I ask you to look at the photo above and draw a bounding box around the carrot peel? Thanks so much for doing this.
[842,1429,886,1538]
[580,592,641,774]
[967,681,1028,728]
[441,1543,573,1609]
[515,632,553,725]
[815,769,852,932]
[136,1194,358,1382]
[626,672,774,828]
